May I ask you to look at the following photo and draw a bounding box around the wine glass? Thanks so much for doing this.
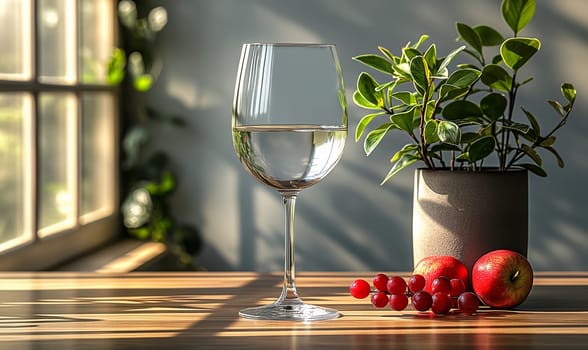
[232,43,348,321]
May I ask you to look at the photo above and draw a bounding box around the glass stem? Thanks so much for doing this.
[277,191,302,305]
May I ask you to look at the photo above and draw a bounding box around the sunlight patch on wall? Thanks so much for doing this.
[165,78,221,109]
[546,0,588,32]
[253,185,282,271]
[321,1,374,29]
[203,162,242,268]
[554,221,588,255]
[253,4,322,43]
[531,222,586,270]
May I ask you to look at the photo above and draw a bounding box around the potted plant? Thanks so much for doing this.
[352,0,576,270]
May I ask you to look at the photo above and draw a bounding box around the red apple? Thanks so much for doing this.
[472,249,534,309]
[413,256,469,294]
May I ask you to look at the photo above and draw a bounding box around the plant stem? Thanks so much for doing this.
[419,84,433,169]
[506,108,572,168]
[502,72,519,170]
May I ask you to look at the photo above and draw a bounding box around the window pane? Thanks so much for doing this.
[80,92,115,222]
[0,94,33,246]
[38,0,76,84]
[38,93,77,236]
[0,0,32,79]
[80,0,115,84]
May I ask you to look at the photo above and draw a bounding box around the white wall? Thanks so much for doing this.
[141,0,588,271]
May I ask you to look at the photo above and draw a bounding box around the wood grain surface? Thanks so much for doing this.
[0,272,586,349]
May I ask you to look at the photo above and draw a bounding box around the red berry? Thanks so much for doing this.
[411,290,432,311]
[373,273,389,292]
[408,274,426,293]
[386,276,407,295]
[349,279,371,299]
[371,291,389,308]
[457,292,480,314]
[431,292,452,315]
[450,278,466,297]
[431,276,451,294]
[390,293,409,311]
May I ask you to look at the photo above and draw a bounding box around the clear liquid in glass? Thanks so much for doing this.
[233,124,346,191]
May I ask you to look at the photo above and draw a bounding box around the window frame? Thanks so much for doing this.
[0,0,120,270]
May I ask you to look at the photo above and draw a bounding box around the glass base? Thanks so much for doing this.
[239,302,340,321]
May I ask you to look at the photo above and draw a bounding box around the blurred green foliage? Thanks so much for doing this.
[111,0,202,269]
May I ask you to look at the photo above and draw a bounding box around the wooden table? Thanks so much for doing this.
[0,272,586,349]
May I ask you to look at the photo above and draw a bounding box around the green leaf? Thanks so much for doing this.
[134,74,153,92]
[381,153,420,184]
[157,170,176,195]
[503,121,530,134]
[424,44,437,74]
[392,63,412,81]
[424,100,436,122]
[130,227,151,240]
[501,37,541,70]
[107,48,126,85]
[467,135,496,162]
[456,152,470,162]
[539,136,556,147]
[353,90,380,110]
[357,72,382,107]
[519,76,534,86]
[424,120,440,144]
[378,46,397,62]
[544,146,565,168]
[479,124,494,137]
[412,35,430,49]
[364,122,395,155]
[547,99,566,117]
[144,181,160,195]
[439,84,468,102]
[375,80,397,92]
[391,144,420,162]
[481,64,513,92]
[445,68,480,89]
[430,143,462,153]
[456,22,483,54]
[431,67,449,80]
[410,56,429,94]
[474,25,505,46]
[437,46,466,74]
[391,106,418,133]
[502,0,536,35]
[462,48,483,62]
[519,128,537,143]
[392,91,417,105]
[561,83,576,104]
[437,120,461,145]
[519,163,546,177]
[353,54,395,75]
[461,132,481,144]
[521,107,540,135]
[480,93,507,121]
[355,112,387,141]
[403,48,422,62]
[492,54,504,65]
[521,144,542,165]
[442,100,483,121]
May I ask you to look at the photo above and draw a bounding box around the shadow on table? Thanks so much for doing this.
[518,284,588,312]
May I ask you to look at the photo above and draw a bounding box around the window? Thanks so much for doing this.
[0,0,118,270]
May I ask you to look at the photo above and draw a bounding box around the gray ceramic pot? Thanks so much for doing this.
[412,168,528,272]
